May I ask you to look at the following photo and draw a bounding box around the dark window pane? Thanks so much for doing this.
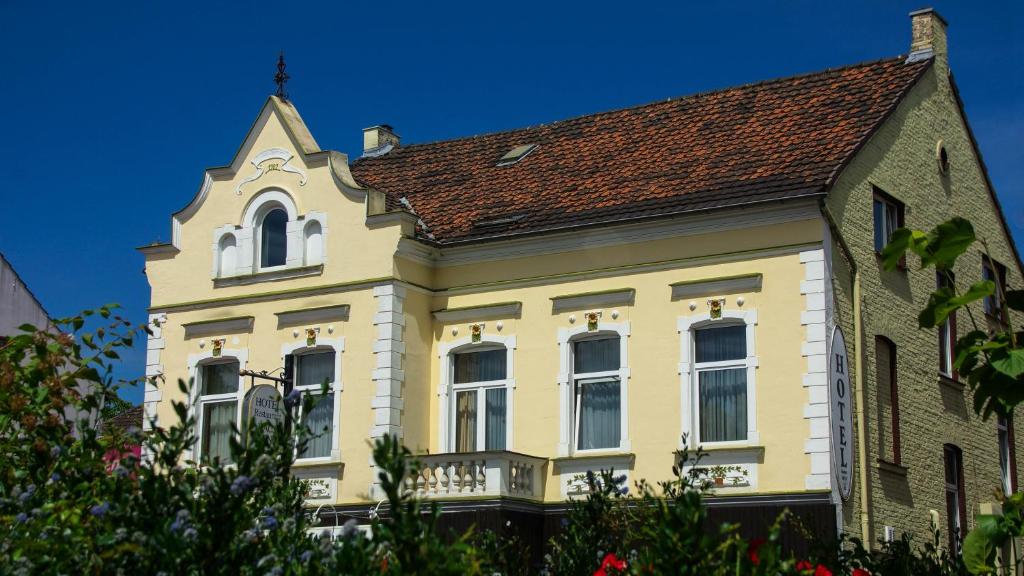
[485,388,507,451]
[453,349,506,383]
[298,351,335,388]
[573,338,619,373]
[695,325,746,362]
[260,208,288,267]
[873,198,885,252]
[698,368,747,442]
[202,361,239,395]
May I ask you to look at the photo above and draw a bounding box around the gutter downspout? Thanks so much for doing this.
[821,203,871,549]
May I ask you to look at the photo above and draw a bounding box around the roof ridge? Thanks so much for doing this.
[359,54,915,156]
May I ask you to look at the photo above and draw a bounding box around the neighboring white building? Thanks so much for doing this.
[0,252,49,336]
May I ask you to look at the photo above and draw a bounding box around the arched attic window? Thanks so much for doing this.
[259,207,288,268]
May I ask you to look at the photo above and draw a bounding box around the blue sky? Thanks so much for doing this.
[1,1,1020,404]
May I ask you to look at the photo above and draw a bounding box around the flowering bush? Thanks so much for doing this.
[0,309,975,574]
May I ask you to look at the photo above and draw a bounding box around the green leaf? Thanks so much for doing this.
[962,516,1001,574]
[921,217,976,270]
[919,281,995,328]
[991,349,1024,379]
[881,228,926,271]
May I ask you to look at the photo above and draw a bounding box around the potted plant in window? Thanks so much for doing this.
[706,464,744,487]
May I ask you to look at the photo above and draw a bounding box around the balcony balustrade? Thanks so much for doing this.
[406,451,547,499]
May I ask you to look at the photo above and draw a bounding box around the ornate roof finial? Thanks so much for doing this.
[274,51,290,101]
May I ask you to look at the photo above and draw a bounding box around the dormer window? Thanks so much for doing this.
[259,207,288,268]
[496,144,538,166]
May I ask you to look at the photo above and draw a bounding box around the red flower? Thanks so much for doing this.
[796,560,814,571]
[748,538,766,565]
[852,570,871,576]
[814,564,832,576]
[594,552,627,576]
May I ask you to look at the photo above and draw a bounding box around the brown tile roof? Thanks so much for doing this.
[351,56,932,245]
[102,404,143,436]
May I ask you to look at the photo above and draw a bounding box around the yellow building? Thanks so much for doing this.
[141,9,1022,553]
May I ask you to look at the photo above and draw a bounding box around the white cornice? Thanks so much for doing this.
[275,304,350,327]
[182,316,254,338]
[550,289,635,313]
[670,274,763,300]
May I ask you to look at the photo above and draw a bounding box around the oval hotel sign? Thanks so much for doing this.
[829,325,853,501]
[243,384,285,432]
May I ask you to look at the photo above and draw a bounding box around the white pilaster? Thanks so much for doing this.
[370,284,406,498]
[801,248,831,490]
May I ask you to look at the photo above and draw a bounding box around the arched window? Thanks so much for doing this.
[571,334,621,451]
[217,234,237,277]
[450,347,508,452]
[304,220,323,266]
[259,208,288,268]
[197,359,240,464]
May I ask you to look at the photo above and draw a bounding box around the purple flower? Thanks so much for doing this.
[50,473,61,483]
[262,515,279,530]
[284,388,301,408]
[299,550,313,563]
[15,512,28,523]
[50,446,61,458]
[231,475,254,496]
[183,527,198,541]
[90,502,110,517]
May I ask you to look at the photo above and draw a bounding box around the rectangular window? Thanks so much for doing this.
[199,360,239,464]
[938,272,957,378]
[983,257,1008,320]
[876,337,901,465]
[573,337,621,451]
[944,444,967,553]
[451,348,509,452]
[694,325,748,443]
[873,189,904,254]
[999,416,1017,495]
[295,350,336,459]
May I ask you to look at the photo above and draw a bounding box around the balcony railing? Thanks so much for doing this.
[406,451,547,499]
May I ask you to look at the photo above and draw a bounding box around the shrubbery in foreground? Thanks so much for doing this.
[0,309,977,574]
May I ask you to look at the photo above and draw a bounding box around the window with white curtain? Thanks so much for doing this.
[694,324,747,443]
[451,348,507,452]
[198,360,240,464]
[294,350,336,459]
[572,336,620,451]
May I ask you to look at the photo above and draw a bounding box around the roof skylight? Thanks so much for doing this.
[496,144,538,166]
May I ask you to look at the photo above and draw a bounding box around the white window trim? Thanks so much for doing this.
[678,309,759,449]
[939,316,955,378]
[556,322,631,457]
[282,337,345,463]
[999,416,1013,495]
[438,334,516,453]
[187,348,249,463]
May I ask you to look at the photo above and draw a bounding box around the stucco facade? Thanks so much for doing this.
[140,8,1021,554]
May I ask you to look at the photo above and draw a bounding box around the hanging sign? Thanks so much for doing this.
[829,325,853,501]
[242,384,285,440]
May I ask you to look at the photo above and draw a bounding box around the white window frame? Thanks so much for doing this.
[282,338,344,463]
[557,322,630,457]
[438,334,516,453]
[998,416,1014,495]
[678,309,758,449]
[187,348,248,463]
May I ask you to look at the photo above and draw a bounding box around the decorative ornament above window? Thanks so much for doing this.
[585,311,602,331]
[212,339,225,357]
[470,323,483,343]
[305,327,319,346]
[708,299,725,320]
[236,148,308,195]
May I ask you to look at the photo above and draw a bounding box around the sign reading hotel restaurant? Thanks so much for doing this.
[829,325,853,500]
[242,384,285,436]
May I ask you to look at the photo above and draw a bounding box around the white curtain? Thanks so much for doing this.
[454,349,506,383]
[300,393,333,458]
[576,377,620,450]
[699,369,747,442]
[574,337,619,373]
[298,351,334,388]
[202,401,236,463]
[485,388,507,450]
[455,391,477,453]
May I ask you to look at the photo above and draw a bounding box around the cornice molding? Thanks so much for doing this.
[550,288,635,313]
[213,264,323,288]
[432,302,522,323]
[670,273,763,300]
[182,316,254,338]
[275,304,350,327]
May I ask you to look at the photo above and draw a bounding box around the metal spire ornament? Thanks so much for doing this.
[274,51,290,101]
